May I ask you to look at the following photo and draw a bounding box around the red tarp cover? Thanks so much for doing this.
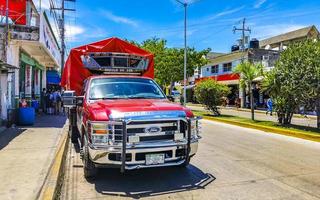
[61,37,154,95]
[0,0,26,25]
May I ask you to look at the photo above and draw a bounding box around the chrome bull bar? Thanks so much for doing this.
[116,117,201,173]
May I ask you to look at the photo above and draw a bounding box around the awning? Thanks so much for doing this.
[0,0,27,25]
[47,70,60,85]
[0,60,19,73]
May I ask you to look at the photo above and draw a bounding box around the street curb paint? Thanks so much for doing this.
[38,122,70,200]
[202,116,320,143]
[188,104,317,120]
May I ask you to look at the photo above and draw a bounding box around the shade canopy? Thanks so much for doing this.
[0,0,27,25]
[61,37,154,95]
[47,70,61,85]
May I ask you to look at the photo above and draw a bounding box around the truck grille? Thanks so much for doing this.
[112,120,186,143]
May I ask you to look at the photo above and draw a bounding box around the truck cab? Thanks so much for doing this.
[61,38,201,179]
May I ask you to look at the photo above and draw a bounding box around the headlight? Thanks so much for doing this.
[88,122,110,145]
[190,118,201,139]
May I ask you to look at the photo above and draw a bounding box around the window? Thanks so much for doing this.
[206,67,209,71]
[223,62,232,72]
[211,65,219,74]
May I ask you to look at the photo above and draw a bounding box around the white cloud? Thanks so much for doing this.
[65,24,85,39]
[254,0,267,9]
[101,11,138,27]
[215,6,245,18]
[254,24,306,39]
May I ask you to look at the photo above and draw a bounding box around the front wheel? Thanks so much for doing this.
[69,126,79,143]
[83,137,97,179]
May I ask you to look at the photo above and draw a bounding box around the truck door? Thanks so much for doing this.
[77,80,87,133]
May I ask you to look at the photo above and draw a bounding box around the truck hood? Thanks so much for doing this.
[87,99,193,121]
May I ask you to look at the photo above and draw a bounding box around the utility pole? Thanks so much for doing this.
[60,0,65,74]
[175,0,188,106]
[4,0,9,62]
[233,18,251,109]
[233,18,251,51]
[51,0,75,74]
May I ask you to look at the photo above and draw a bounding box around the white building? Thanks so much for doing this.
[0,0,60,125]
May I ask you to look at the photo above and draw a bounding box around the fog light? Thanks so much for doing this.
[128,135,140,143]
[174,133,184,141]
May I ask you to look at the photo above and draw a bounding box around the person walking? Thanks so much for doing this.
[41,88,46,113]
[56,90,62,115]
[266,97,273,116]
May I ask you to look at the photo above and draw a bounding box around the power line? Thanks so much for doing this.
[233,18,251,51]
[51,0,76,73]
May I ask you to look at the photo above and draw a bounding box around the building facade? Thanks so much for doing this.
[197,49,279,107]
[0,0,60,125]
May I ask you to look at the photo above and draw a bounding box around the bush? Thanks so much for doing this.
[194,79,230,115]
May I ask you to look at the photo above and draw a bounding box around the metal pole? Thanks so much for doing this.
[4,0,9,62]
[183,3,187,106]
[60,0,65,74]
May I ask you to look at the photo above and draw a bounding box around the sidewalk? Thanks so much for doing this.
[0,114,67,200]
[188,104,317,128]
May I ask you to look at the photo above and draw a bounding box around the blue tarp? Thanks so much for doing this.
[46,70,61,85]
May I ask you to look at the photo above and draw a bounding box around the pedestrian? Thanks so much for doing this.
[41,88,46,113]
[56,90,62,115]
[266,97,273,116]
[46,90,52,114]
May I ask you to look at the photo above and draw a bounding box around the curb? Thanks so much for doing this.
[38,123,69,200]
[201,116,320,143]
[188,104,317,120]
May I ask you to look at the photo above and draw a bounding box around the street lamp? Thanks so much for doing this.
[175,0,187,106]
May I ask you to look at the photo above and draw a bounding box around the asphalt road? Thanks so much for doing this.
[61,120,320,200]
[188,105,317,128]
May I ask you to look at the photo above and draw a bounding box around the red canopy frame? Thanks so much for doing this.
[61,37,154,95]
[0,0,27,25]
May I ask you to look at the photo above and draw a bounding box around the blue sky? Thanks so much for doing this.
[37,0,320,53]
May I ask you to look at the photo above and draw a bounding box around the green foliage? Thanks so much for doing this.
[262,40,320,126]
[233,61,263,120]
[133,37,211,88]
[194,79,230,115]
[233,61,263,90]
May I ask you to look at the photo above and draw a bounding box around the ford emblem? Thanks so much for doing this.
[145,126,161,134]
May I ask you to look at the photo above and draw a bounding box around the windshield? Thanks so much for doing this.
[89,78,166,100]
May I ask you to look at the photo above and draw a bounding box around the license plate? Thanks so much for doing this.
[145,153,165,165]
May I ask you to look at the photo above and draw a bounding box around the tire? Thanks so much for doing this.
[181,157,190,167]
[83,136,97,179]
[69,126,79,143]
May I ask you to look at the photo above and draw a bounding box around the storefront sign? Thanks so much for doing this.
[39,12,61,67]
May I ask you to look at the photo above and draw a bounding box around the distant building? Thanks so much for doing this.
[196,25,319,108]
[197,48,279,107]
[260,25,320,51]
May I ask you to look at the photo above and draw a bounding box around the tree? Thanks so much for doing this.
[137,38,210,92]
[263,40,320,127]
[194,79,230,115]
[233,61,263,121]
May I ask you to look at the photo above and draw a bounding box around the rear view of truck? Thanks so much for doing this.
[61,37,201,179]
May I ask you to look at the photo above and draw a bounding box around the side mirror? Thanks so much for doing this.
[76,96,84,106]
[62,90,76,108]
[167,95,174,102]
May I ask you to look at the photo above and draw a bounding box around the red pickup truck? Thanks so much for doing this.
[61,38,201,179]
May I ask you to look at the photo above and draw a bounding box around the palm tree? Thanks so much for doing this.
[233,61,263,120]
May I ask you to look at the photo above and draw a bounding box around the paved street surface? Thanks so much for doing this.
[61,119,320,200]
[0,114,66,200]
[188,105,317,128]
